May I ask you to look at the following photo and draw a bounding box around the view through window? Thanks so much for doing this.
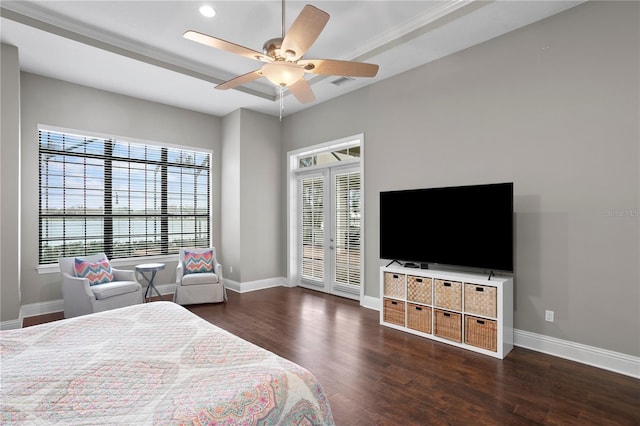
[39,128,211,264]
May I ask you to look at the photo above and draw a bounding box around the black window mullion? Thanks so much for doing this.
[39,129,211,264]
[62,136,67,256]
[104,140,113,258]
[161,148,169,254]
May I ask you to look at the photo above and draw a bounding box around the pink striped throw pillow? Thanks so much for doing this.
[74,258,114,286]
[183,250,214,274]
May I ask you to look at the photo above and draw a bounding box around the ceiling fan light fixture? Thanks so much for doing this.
[261,62,305,87]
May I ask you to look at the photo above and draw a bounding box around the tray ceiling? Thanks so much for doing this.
[0,1,583,117]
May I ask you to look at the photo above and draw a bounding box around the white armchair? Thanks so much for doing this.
[175,247,226,305]
[59,253,143,318]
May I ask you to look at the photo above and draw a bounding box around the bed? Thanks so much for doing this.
[1,301,335,425]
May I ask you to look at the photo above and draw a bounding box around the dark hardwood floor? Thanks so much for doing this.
[187,286,640,426]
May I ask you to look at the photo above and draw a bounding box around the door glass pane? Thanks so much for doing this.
[334,171,361,287]
[300,176,324,281]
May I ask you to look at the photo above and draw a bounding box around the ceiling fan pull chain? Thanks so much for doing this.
[279,86,284,121]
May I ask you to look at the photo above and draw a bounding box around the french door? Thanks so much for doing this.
[298,165,361,300]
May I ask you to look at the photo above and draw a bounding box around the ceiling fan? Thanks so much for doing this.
[183,1,379,104]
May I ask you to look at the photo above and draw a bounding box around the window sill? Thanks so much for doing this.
[37,254,179,275]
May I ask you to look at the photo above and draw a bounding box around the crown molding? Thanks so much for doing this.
[0,4,277,101]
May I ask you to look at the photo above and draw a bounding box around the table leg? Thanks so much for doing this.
[147,270,162,300]
[140,270,163,302]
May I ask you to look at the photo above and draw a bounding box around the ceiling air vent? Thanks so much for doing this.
[330,76,356,86]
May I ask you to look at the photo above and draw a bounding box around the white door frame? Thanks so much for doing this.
[286,134,364,302]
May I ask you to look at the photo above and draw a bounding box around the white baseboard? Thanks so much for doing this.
[4,291,638,378]
[514,329,639,379]
[224,277,288,293]
[1,318,22,330]
[361,295,380,311]
[21,299,65,318]
[0,300,66,330]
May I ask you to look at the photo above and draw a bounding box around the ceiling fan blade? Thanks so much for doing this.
[183,30,271,62]
[288,78,315,103]
[215,69,264,90]
[281,5,329,61]
[300,59,379,77]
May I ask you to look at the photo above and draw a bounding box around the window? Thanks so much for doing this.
[39,128,211,265]
[297,145,360,169]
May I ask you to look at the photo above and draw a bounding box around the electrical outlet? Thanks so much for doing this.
[229,266,233,273]
[545,310,554,322]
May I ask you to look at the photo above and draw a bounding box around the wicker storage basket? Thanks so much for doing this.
[465,315,497,351]
[464,284,497,318]
[434,279,462,311]
[407,276,432,305]
[407,303,431,334]
[383,298,405,326]
[383,272,405,299]
[433,309,462,342]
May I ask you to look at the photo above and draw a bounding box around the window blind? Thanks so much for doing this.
[39,129,211,264]
[334,171,361,287]
[300,175,324,281]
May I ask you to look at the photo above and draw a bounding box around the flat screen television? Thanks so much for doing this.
[380,182,514,272]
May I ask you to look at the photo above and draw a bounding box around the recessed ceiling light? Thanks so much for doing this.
[199,5,216,18]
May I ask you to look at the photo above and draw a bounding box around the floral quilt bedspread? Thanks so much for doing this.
[1,301,334,425]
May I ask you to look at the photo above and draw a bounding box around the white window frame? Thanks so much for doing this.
[37,125,213,273]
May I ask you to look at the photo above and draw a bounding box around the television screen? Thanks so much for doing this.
[380,182,513,272]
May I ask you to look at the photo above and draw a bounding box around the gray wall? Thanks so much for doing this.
[19,73,222,305]
[221,109,282,283]
[282,1,639,356]
[1,44,21,322]
[221,110,242,281]
[239,109,282,282]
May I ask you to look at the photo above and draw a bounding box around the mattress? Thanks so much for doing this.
[1,301,334,425]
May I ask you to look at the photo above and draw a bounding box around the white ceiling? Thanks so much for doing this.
[0,0,583,118]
